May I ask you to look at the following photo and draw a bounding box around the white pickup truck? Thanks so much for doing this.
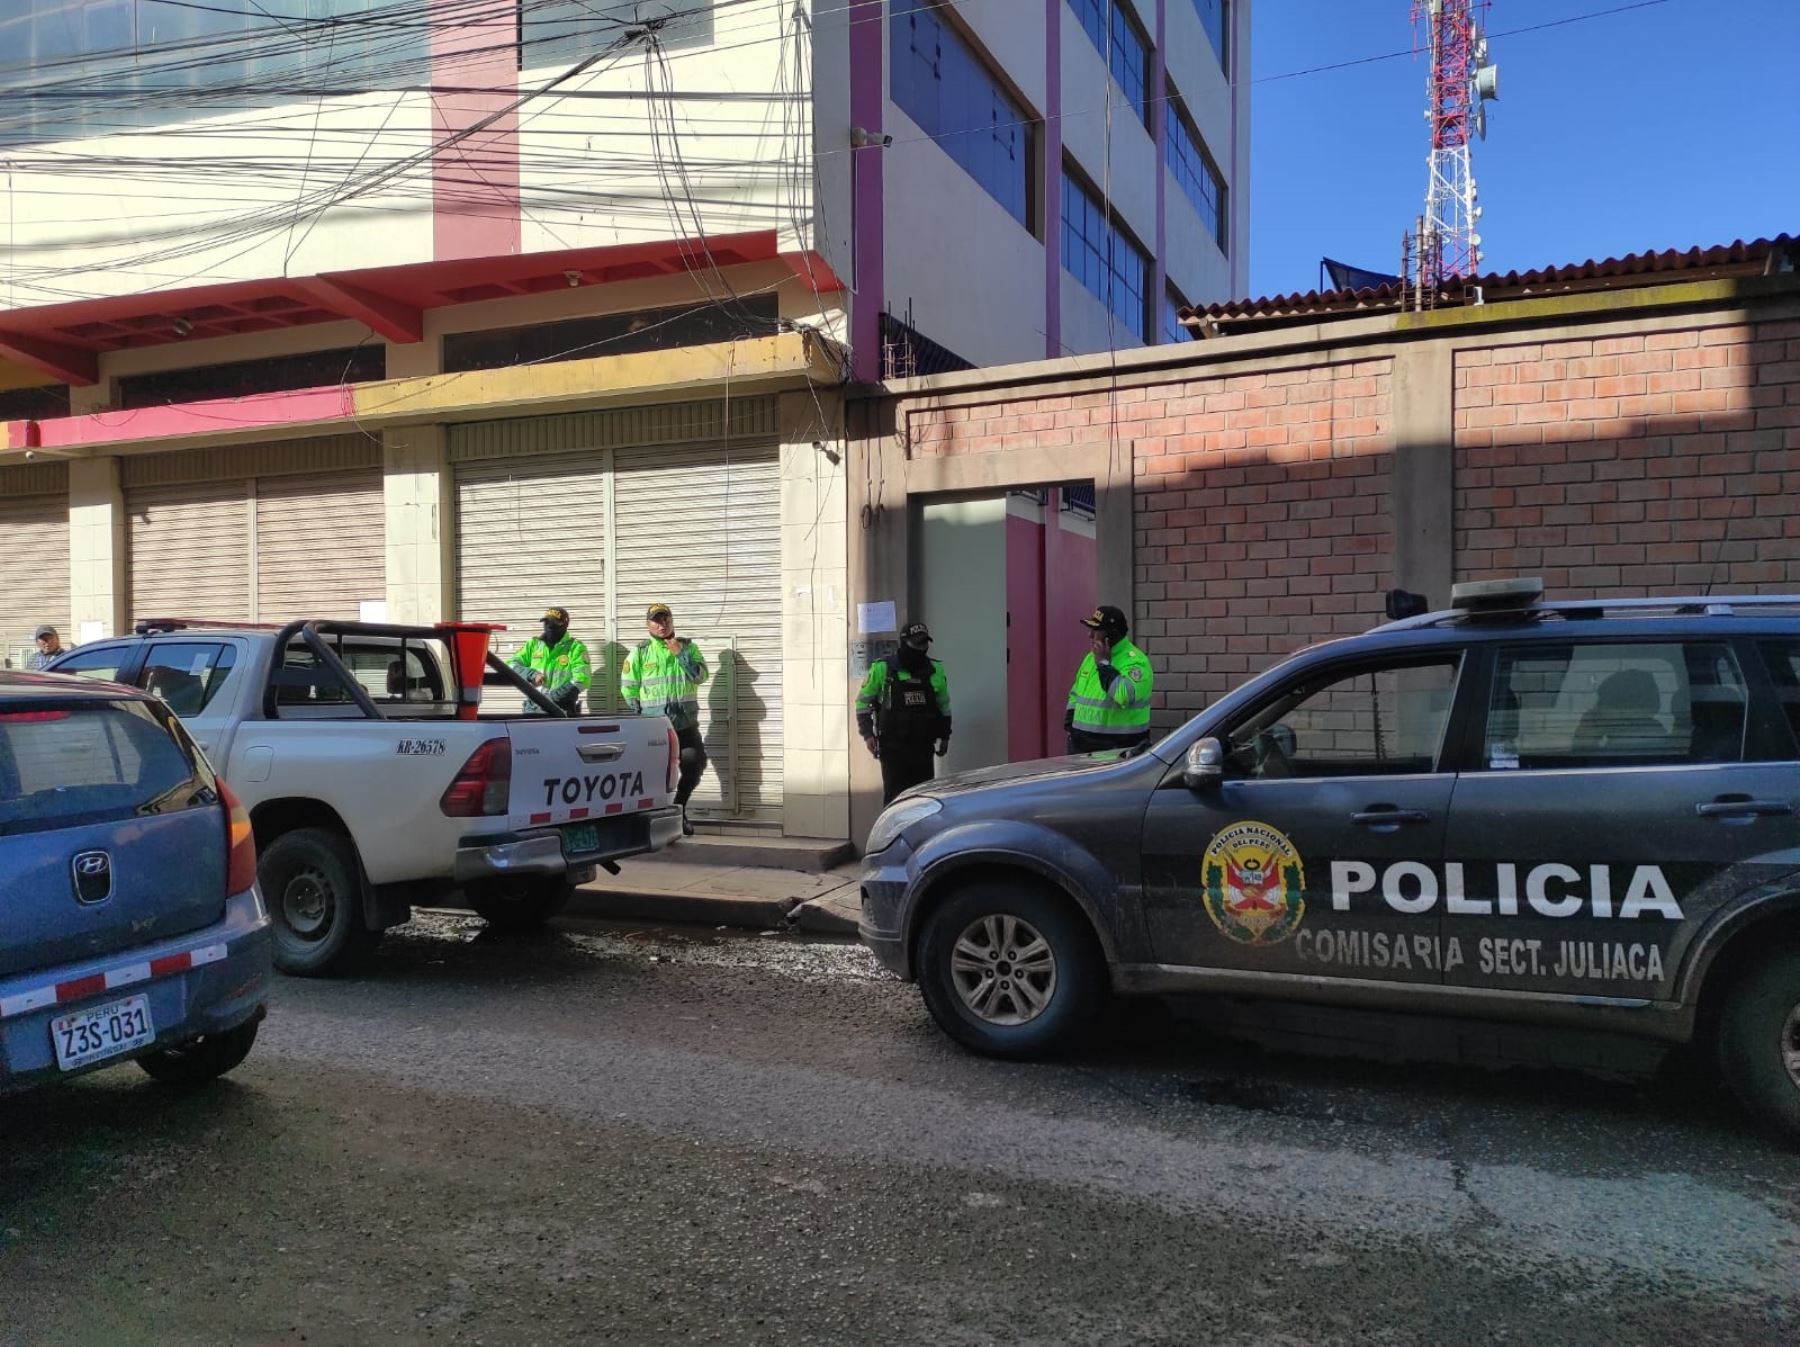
[49,620,681,975]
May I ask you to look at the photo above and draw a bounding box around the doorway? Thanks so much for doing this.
[915,482,1098,771]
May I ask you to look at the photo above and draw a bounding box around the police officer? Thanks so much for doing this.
[1065,605,1153,753]
[622,603,709,834]
[508,606,592,714]
[857,621,952,804]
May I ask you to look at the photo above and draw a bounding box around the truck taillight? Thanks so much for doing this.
[218,777,258,894]
[441,737,512,817]
[667,726,679,795]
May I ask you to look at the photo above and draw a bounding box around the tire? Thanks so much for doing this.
[259,827,376,977]
[915,879,1107,1059]
[466,878,575,932]
[1715,948,1800,1146]
[137,1018,259,1088]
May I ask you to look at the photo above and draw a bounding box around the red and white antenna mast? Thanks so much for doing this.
[1413,0,1499,286]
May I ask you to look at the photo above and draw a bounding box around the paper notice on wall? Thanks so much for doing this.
[358,600,389,624]
[857,600,896,635]
[78,621,104,644]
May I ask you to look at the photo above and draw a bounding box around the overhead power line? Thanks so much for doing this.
[1250,0,1674,85]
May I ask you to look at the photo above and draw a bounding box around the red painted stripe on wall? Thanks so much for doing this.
[429,0,522,260]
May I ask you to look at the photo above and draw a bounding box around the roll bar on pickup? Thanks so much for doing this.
[260,619,567,721]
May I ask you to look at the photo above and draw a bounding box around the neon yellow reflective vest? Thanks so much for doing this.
[855,656,952,746]
[1067,638,1153,738]
[621,638,709,732]
[508,634,593,694]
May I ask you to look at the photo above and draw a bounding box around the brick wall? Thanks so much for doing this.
[900,360,1395,733]
[1454,318,1800,594]
[1131,361,1393,728]
[882,304,1798,745]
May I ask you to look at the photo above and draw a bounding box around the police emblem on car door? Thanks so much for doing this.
[1140,654,1467,982]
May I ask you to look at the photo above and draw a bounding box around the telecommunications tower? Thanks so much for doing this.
[1413,0,1500,287]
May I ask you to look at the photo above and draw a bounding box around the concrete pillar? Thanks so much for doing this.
[777,389,851,841]
[846,397,908,848]
[67,456,127,640]
[383,424,452,624]
[1390,344,1456,607]
[385,333,443,381]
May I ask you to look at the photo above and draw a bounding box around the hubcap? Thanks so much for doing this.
[1783,1000,1800,1091]
[281,866,334,941]
[950,913,1057,1026]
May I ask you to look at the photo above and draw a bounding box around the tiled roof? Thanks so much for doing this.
[1182,235,1798,333]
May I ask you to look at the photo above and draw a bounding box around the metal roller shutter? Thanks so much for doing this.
[454,451,609,673]
[124,438,384,625]
[255,470,386,620]
[0,470,70,669]
[614,444,782,823]
[128,480,252,624]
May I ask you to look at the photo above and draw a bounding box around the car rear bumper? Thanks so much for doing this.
[0,886,273,1093]
[859,842,915,979]
[454,807,684,885]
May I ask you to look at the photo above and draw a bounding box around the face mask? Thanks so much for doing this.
[543,624,567,645]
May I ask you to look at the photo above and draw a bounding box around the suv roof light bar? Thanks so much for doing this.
[1379,589,1800,632]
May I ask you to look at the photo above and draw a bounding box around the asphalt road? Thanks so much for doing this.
[2,911,1796,1347]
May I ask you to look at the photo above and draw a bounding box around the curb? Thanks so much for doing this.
[564,886,798,929]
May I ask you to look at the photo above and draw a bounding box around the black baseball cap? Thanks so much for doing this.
[542,607,570,625]
[1080,605,1128,634]
[901,621,931,644]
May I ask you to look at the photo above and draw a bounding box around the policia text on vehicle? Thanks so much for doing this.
[857,622,952,804]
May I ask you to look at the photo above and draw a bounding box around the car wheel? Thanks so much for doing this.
[466,878,575,932]
[260,827,376,977]
[915,879,1106,1059]
[137,1018,259,1088]
[1716,948,1800,1146]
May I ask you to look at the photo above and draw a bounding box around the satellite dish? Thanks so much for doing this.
[1474,104,1487,140]
[1476,63,1500,101]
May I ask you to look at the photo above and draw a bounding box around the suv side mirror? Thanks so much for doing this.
[1183,737,1224,790]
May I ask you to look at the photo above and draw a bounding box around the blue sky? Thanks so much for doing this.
[1247,0,1800,299]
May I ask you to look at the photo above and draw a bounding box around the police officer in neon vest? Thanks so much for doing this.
[622,602,710,835]
[1065,605,1153,754]
[856,621,952,804]
[508,606,592,714]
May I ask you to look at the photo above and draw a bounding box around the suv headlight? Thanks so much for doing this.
[866,796,941,855]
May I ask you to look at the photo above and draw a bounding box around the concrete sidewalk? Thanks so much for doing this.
[567,851,863,936]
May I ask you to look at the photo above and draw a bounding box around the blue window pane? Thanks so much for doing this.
[1060,172,1149,341]
[7,0,430,146]
[1071,0,1152,129]
[1194,0,1229,72]
[890,0,1031,228]
[1160,288,1193,344]
[1165,94,1228,253]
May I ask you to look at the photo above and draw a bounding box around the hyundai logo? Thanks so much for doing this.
[71,851,113,904]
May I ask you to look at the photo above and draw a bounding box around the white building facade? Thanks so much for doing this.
[0,0,1249,840]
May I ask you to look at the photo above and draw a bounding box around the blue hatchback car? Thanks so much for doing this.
[0,671,272,1092]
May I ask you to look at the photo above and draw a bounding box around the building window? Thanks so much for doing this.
[1069,0,1153,129]
[1160,286,1194,344]
[1193,0,1229,73]
[1166,88,1228,253]
[1061,170,1149,341]
[891,0,1034,228]
[523,1,712,70]
[5,0,428,146]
